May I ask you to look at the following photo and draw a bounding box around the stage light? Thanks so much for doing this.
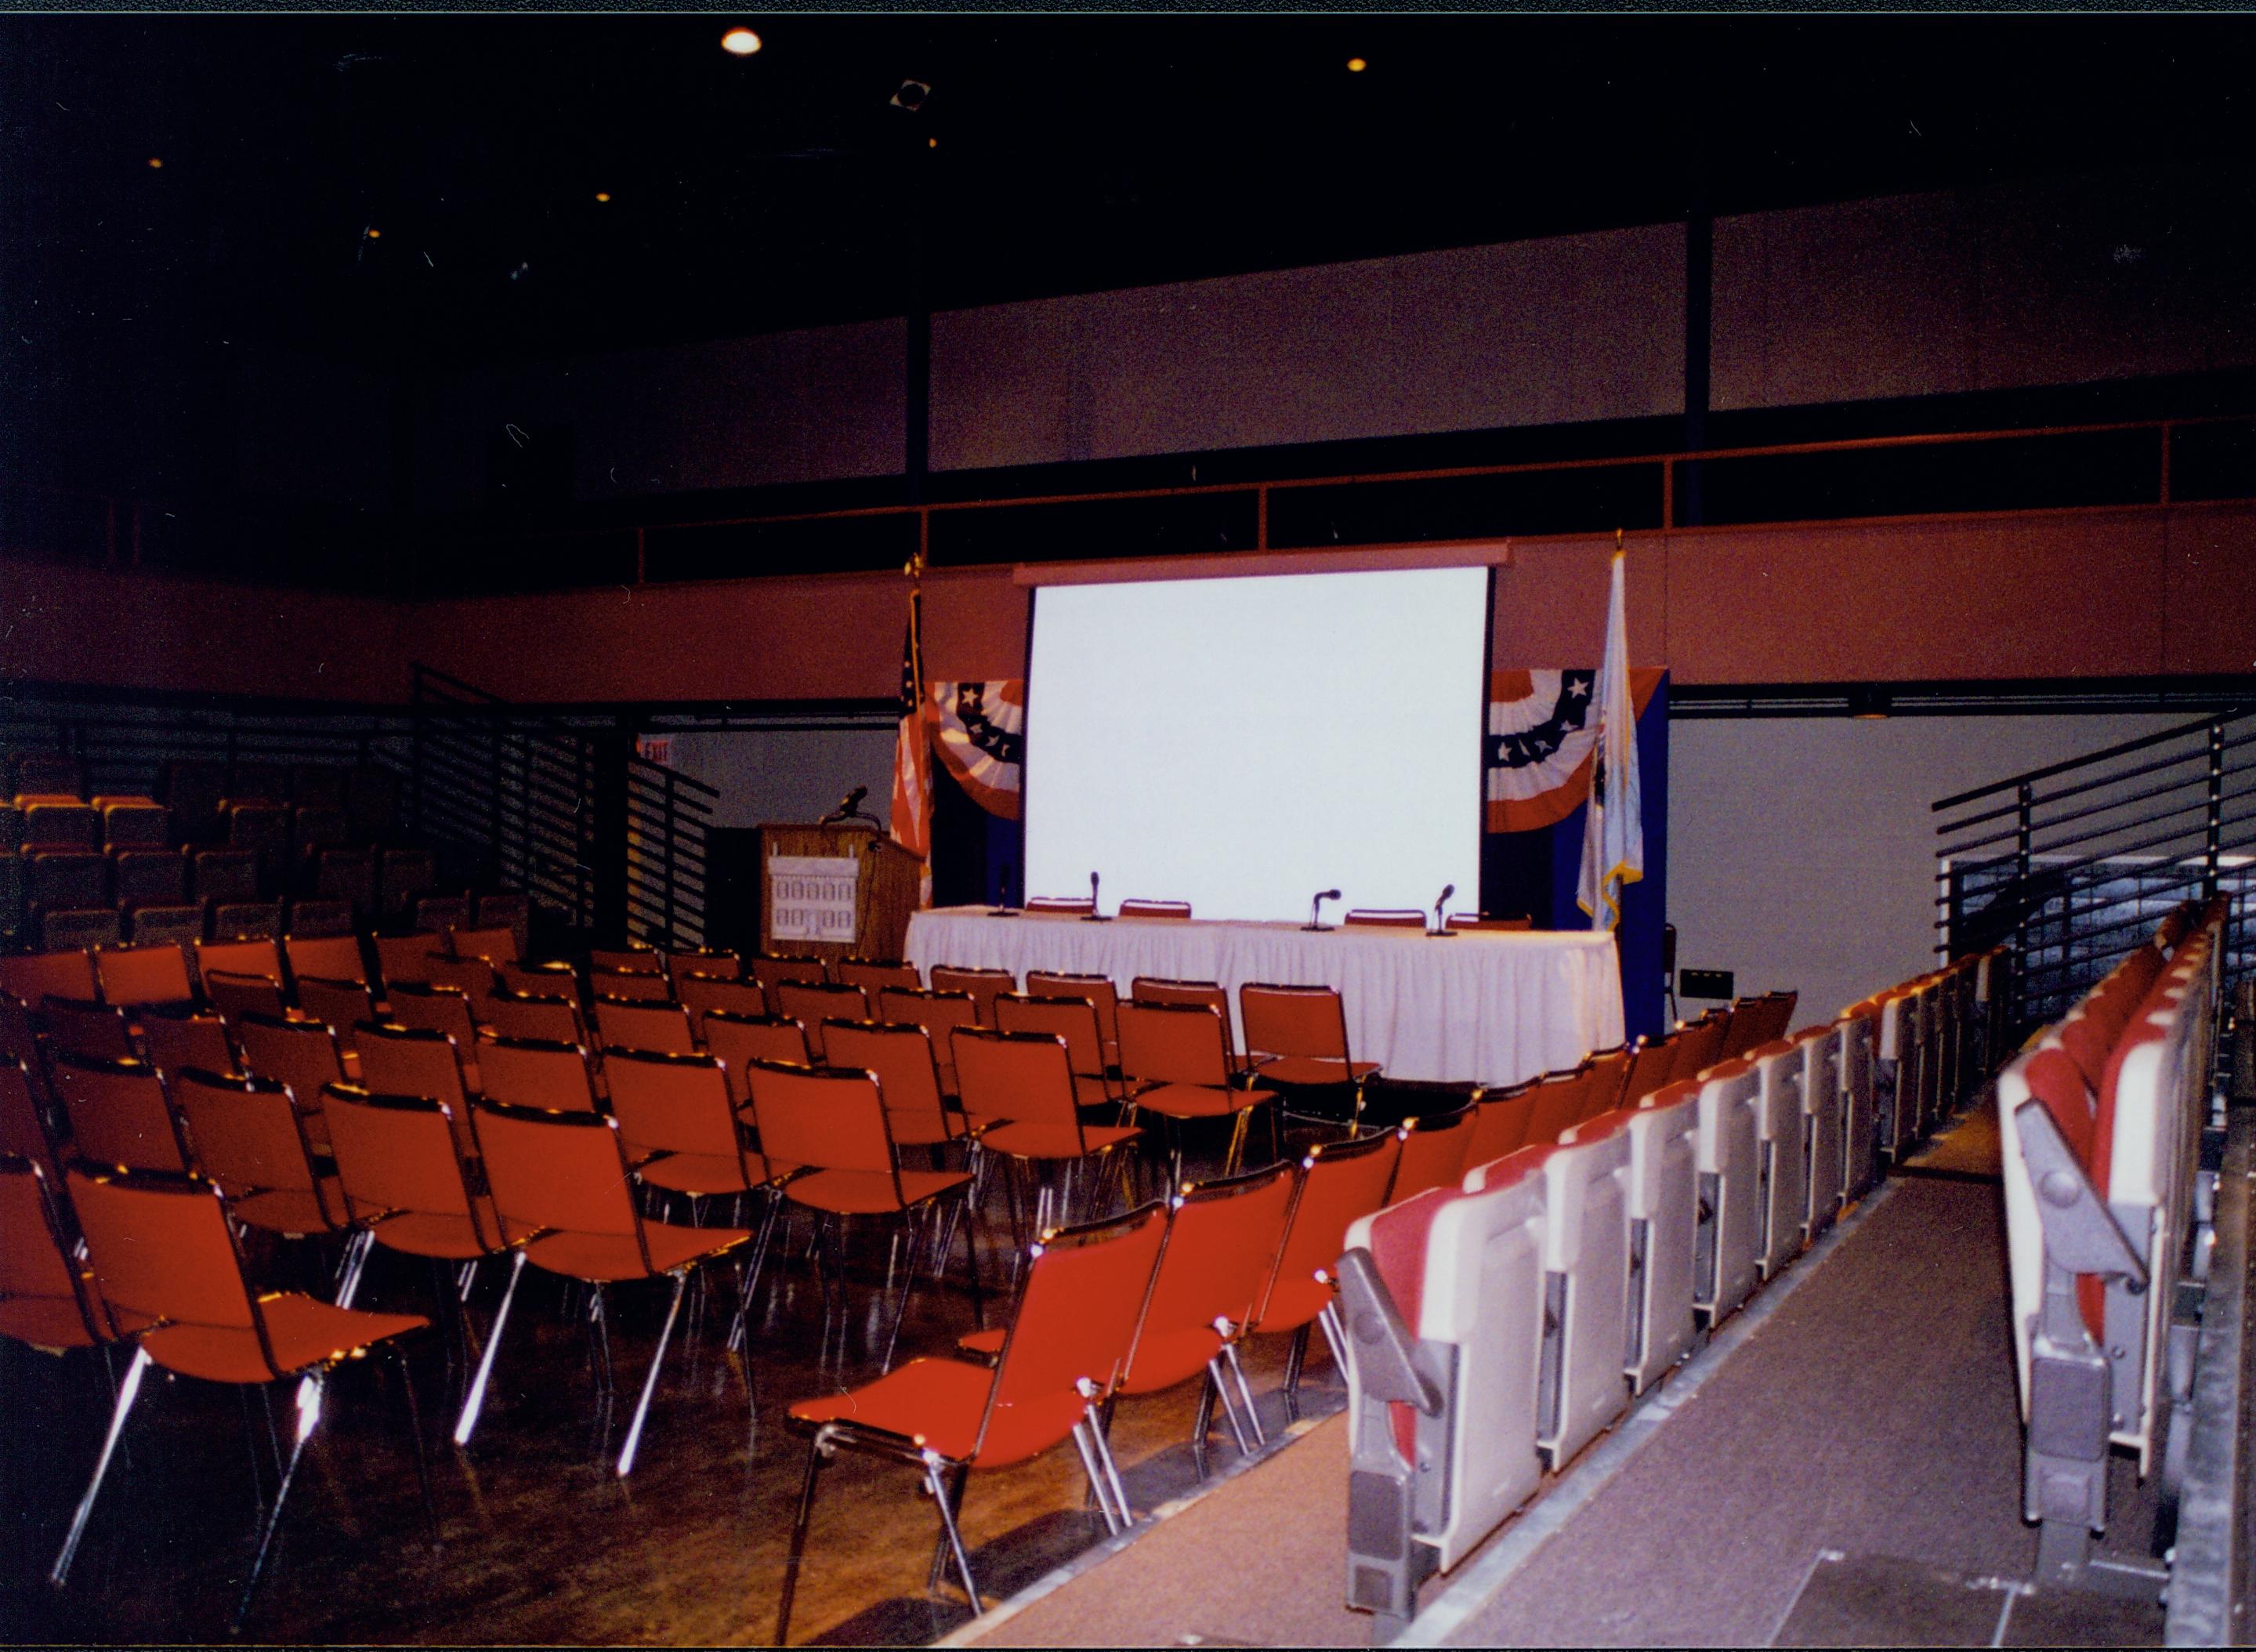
[147,156,163,168]
[926,136,938,149]
[595,190,612,202]
[720,27,762,56]
[365,226,382,239]
[891,78,930,113]
[1346,56,1367,72]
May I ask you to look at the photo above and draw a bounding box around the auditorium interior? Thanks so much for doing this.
[5,13,2256,1648]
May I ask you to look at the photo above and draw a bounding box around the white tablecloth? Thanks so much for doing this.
[903,909,1624,1089]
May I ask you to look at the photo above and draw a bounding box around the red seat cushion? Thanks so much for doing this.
[1255,1271,1334,1335]
[979,1122,1139,1161]
[784,1168,968,1215]
[1133,1082,1271,1120]
[636,1150,781,1197]
[788,1354,1087,1468]
[231,1180,344,1237]
[369,1208,505,1261]
[523,1221,748,1282]
[141,1294,425,1383]
[1256,1056,1381,1088]
[0,1294,104,1352]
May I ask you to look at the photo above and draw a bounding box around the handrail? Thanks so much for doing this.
[1933,707,2254,812]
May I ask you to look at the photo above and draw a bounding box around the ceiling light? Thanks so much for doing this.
[147,156,164,168]
[1346,56,1368,72]
[926,136,938,149]
[720,27,761,56]
[594,190,612,202]
[365,226,382,239]
[890,78,930,113]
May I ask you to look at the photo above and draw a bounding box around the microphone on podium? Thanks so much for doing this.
[820,784,872,826]
[1304,889,1341,932]
[1082,869,1113,922]
[1429,882,1459,936]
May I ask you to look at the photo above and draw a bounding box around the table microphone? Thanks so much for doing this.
[1082,868,1113,922]
[1429,882,1459,937]
[1304,889,1340,932]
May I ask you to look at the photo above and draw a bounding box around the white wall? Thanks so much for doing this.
[661,727,897,831]
[1665,712,2185,1029]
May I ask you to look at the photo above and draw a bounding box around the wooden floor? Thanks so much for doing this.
[0,1168,1345,1648]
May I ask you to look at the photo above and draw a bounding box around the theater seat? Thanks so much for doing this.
[1749,1040,1809,1279]
[1338,1159,1548,1619]
[1693,1055,1764,1327]
[1790,1023,1845,1242]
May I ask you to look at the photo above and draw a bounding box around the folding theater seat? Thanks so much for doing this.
[1668,1005,1732,1086]
[1693,1054,1765,1326]
[194,849,279,939]
[1569,1077,1700,1395]
[223,801,289,894]
[100,802,171,851]
[1748,1039,1809,1279]
[14,755,85,799]
[21,801,99,851]
[1872,983,1921,1160]
[126,905,203,948]
[1718,990,1798,1063]
[1790,1022,1845,1243]
[1974,945,2010,1084]
[284,897,355,937]
[1338,1163,1548,1625]
[1837,998,1883,1199]
[160,759,230,845]
[773,1199,1166,1643]
[315,847,378,921]
[1997,922,2222,1585]
[378,848,436,922]
[113,846,190,909]
[288,806,350,892]
[26,850,112,949]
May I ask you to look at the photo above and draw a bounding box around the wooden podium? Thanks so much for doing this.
[757,822,923,967]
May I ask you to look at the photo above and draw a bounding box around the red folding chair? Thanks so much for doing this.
[775,1198,1167,1641]
[927,966,1013,1029]
[875,987,983,1095]
[52,1052,190,1175]
[1115,998,1276,1179]
[1247,1127,1402,1415]
[454,1101,751,1476]
[53,1163,430,1632]
[0,1154,114,1354]
[702,1009,813,1105]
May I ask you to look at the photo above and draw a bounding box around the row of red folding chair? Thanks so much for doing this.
[774,1117,1416,1634]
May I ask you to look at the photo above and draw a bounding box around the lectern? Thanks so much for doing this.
[757,822,922,967]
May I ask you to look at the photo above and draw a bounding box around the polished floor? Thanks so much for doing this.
[0,1173,1344,1647]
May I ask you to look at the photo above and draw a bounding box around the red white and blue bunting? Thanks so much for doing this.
[1487,668,1663,833]
[928,679,1024,820]
[925,671,1653,830]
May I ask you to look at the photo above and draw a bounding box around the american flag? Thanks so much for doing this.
[889,585,933,893]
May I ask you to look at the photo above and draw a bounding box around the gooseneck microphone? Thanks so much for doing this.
[1303,889,1341,932]
[1429,882,1458,937]
[1082,869,1113,921]
[820,784,872,827]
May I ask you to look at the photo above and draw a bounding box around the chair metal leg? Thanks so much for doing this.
[1284,1322,1310,1422]
[925,1463,971,1595]
[389,1345,442,1551]
[726,1191,784,1356]
[1223,1342,1266,1447]
[1070,1420,1123,1535]
[333,1228,374,1307]
[453,1248,527,1447]
[233,1372,324,1634]
[1092,1415,1132,1527]
[617,1270,689,1477]
[925,1452,983,1610]
[1223,1108,1251,1176]
[776,1430,828,1647]
[1316,1299,1347,1372]
[1207,1360,1253,1455]
[1190,1374,1216,1480]
[50,1344,150,1587]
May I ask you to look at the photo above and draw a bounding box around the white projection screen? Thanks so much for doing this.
[1024,563,1491,924]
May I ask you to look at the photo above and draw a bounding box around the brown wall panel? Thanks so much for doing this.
[2162,507,2256,676]
[1664,511,2169,683]
[0,562,406,702]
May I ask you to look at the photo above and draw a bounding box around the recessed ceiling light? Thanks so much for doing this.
[595,190,612,202]
[721,27,762,56]
[926,137,938,149]
[147,156,164,168]
[365,226,382,239]
[1346,56,1368,72]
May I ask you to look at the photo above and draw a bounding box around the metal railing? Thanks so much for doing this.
[407,665,715,951]
[1934,706,2256,1027]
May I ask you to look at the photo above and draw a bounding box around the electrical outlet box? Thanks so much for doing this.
[1679,968,1735,1001]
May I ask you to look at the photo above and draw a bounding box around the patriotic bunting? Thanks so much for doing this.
[1486,665,1663,834]
[929,679,1024,820]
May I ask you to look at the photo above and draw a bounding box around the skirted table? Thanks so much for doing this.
[902,908,1624,1088]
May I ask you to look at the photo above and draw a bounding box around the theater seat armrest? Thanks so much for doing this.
[2012,1100,2146,1285]
[1335,1247,1441,1416]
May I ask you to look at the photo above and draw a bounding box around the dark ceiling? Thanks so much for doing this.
[5,13,2251,372]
